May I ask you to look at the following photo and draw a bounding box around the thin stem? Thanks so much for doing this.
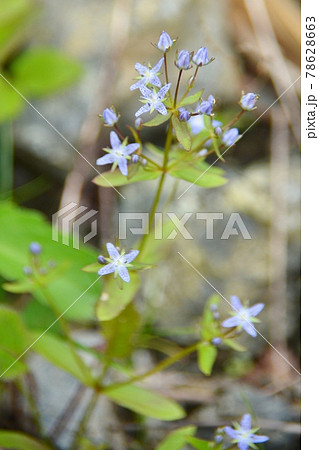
[70,390,99,450]
[114,124,125,140]
[138,120,173,255]
[164,53,169,85]
[223,110,244,130]
[174,70,183,107]
[178,66,199,105]
[103,342,199,392]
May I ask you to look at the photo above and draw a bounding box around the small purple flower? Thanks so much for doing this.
[102,107,119,126]
[188,115,205,134]
[240,92,259,111]
[222,296,264,337]
[176,50,191,70]
[224,414,269,450]
[215,126,222,136]
[130,58,164,91]
[179,107,190,121]
[29,242,42,255]
[132,154,139,164]
[193,47,213,66]
[96,131,139,176]
[199,94,215,115]
[98,255,107,264]
[157,31,173,52]
[98,243,139,283]
[222,128,240,147]
[212,337,222,346]
[135,83,171,117]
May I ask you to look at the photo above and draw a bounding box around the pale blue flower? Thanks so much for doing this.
[135,83,171,117]
[179,107,190,121]
[130,58,164,91]
[212,337,222,346]
[98,243,139,283]
[102,107,119,126]
[157,31,173,52]
[193,47,213,66]
[224,414,269,450]
[176,50,192,70]
[222,128,240,146]
[199,94,215,114]
[240,92,259,111]
[96,131,139,176]
[222,296,264,337]
[188,115,205,134]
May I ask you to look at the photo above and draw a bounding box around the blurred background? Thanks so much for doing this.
[0,0,300,449]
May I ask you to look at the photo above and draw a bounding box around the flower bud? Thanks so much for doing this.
[193,47,213,66]
[215,126,222,136]
[132,154,139,164]
[212,337,222,346]
[23,266,32,276]
[29,242,42,255]
[141,158,147,166]
[98,255,107,264]
[178,108,190,121]
[222,128,240,146]
[199,95,215,115]
[135,117,143,129]
[214,434,223,443]
[102,107,119,126]
[157,31,173,52]
[176,50,191,70]
[240,92,259,110]
[198,149,208,157]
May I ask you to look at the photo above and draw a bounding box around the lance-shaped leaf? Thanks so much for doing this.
[96,272,140,321]
[177,89,203,108]
[102,384,185,420]
[169,161,227,188]
[197,342,217,376]
[187,436,216,450]
[93,165,161,187]
[155,426,197,450]
[172,114,192,151]
[143,113,172,127]
[0,431,51,450]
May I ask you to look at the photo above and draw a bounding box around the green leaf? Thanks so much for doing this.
[2,278,35,293]
[0,202,101,321]
[103,384,185,420]
[172,115,192,151]
[92,165,161,187]
[169,162,227,188]
[223,338,247,352]
[143,113,172,127]
[155,426,197,450]
[177,90,203,108]
[187,436,215,450]
[31,332,94,386]
[0,77,25,122]
[10,47,83,97]
[197,342,217,376]
[96,272,140,321]
[0,306,30,379]
[0,430,51,450]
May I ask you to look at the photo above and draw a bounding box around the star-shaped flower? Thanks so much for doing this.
[222,296,264,337]
[130,58,164,91]
[224,414,269,450]
[98,243,139,283]
[96,131,139,176]
[135,83,171,117]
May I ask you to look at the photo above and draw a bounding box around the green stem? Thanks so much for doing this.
[0,122,13,200]
[174,70,183,107]
[138,120,173,255]
[103,342,199,392]
[223,109,244,130]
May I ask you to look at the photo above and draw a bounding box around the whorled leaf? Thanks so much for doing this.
[92,165,161,187]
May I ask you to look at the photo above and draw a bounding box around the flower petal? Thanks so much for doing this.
[124,250,139,263]
[238,442,249,450]
[152,57,164,73]
[222,316,241,328]
[241,414,251,431]
[125,143,140,155]
[149,75,162,88]
[157,83,171,99]
[117,157,128,176]
[130,79,145,91]
[251,434,269,443]
[247,303,264,317]
[135,103,151,117]
[155,102,167,115]
[139,85,153,99]
[230,295,243,312]
[106,243,120,260]
[224,427,239,440]
[242,321,257,337]
[96,154,115,166]
[135,62,148,75]
[110,131,121,149]
[118,265,130,283]
[98,263,115,276]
